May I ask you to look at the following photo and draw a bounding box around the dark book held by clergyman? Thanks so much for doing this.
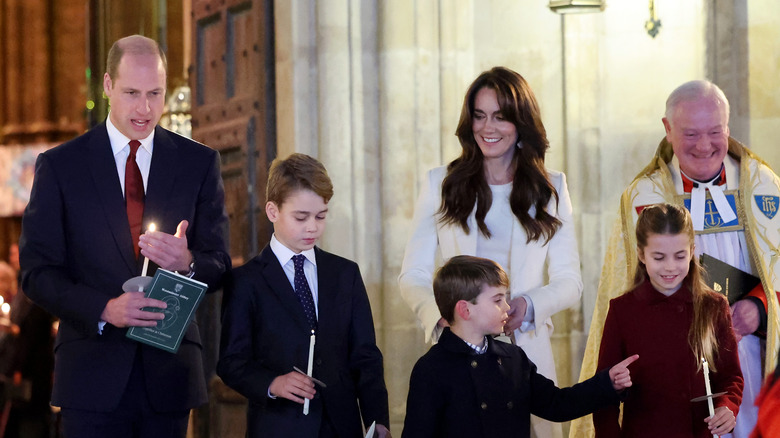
[699,254,761,305]
[126,269,207,353]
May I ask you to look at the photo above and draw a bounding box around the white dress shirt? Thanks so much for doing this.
[106,115,154,194]
[269,235,319,317]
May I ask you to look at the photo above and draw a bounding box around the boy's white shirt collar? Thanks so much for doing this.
[269,234,317,267]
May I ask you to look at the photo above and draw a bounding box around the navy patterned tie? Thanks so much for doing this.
[292,254,317,331]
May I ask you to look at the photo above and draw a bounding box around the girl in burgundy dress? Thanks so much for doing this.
[594,203,743,437]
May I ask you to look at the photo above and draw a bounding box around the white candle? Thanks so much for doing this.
[0,303,10,328]
[702,357,716,436]
[304,330,315,415]
[141,223,156,277]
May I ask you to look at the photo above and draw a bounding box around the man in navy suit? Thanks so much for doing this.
[19,35,230,438]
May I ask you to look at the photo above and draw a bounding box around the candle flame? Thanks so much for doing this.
[148,223,156,232]
[1,302,9,314]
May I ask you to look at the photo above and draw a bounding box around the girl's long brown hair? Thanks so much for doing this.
[438,67,560,243]
[631,203,721,371]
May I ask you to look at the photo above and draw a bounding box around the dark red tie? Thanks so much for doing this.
[126,140,145,258]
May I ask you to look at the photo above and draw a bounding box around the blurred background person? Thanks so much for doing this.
[0,244,57,438]
[0,260,16,307]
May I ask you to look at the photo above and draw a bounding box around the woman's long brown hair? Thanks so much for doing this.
[631,203,721,371]
[438,67,560,243]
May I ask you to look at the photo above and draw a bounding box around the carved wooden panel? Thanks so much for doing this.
[191,3,274,437]
[191,0,275,266]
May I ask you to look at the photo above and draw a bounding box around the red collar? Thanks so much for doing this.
[681,166,726,193]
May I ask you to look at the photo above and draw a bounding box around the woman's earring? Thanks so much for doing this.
[516,141,523,149]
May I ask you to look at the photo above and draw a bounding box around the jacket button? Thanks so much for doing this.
[481,402,488,410]
[507,401,513,409]
[471,360,478,368]
[497,358,502,366]
[316,358,322,365]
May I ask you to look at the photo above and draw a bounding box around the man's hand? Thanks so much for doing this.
[609,354,639,391]
[269,371,316,404]
[706,406,736,436]
[139,220,192,273]
[504,296,528,333]
[100,291,166,328]
[731,300,760,343]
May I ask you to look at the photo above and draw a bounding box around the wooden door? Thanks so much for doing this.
[191,0,276,267]
[190,1,275,436]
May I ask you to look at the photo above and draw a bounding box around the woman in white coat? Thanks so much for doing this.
[399,67,582,438]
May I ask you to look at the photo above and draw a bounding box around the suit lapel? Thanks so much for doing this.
[86,123,137,273]
[259,248,313,333]
[144,127,180,228]
[312,248,338,338]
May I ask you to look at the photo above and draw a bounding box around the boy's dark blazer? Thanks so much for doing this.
[402,328,619,438]
[19,122,231,413]
[217,244,390,437]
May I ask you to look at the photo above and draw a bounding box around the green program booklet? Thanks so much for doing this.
[126,269,208,353]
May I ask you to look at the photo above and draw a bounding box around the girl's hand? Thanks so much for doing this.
[706,406,735,436]
[608,354,639,391]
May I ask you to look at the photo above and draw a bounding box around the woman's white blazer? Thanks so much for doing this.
[399,165,582,381]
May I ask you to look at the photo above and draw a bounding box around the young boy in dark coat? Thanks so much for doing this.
[402,255,638,438]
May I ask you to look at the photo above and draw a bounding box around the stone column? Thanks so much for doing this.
[560,13,602,377]
[378,1,442,430]
[746,0,780,169]
[706,0,749,143]
[0,0,85,144]
[2,0,52,143]
[274,0,318,158]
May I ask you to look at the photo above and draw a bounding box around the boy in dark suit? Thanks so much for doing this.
[217,153,390,437]
[402,255,638,438]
